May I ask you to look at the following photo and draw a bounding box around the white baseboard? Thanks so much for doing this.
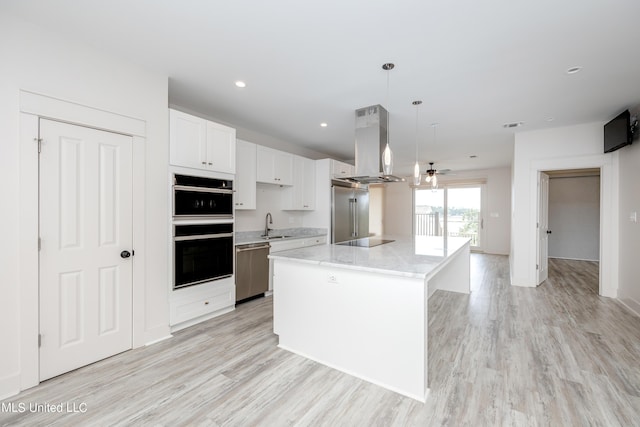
[618,295,640,318]
[145,334,173,346]
[0,372,21,401]
[548,256,599,262]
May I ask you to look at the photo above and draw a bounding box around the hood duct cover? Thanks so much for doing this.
[346,105,404,184]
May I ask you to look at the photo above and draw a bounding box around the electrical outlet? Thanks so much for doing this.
[328,274,338,283]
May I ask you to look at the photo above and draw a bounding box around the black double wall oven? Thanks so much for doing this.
[173,174,234,290]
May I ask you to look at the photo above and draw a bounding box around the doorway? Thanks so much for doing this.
[38,118,134,381]
[537,169,601,292]
[414,184,484,251]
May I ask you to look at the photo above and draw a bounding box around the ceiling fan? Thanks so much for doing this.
[424,162,453,188]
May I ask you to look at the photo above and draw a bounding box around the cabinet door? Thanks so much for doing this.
[256,145,276,184]
[256,146,293,185]
[206,121,236,174]
[331,159,354,178]
[235,139,256,210]
[274,151,293,185]
[282,156,315,210]
[301,157,316,209]
[170,109,207,169]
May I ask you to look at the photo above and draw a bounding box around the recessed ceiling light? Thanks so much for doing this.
[546,117,555,122]
[566,66,582,75]
[320,122,328,128]
[235,81,246,88]
[503,121,524,128]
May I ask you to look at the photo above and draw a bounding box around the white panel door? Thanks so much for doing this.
[39,119,133,381]
[537,172,550,285]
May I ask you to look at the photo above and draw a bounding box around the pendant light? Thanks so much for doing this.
[425,123,439,189]
[412,100,422,186]
[381,63,394,176]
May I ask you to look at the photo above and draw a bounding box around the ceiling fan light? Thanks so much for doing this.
[382,142,393,175]
[425,174,432,183]
[432,174,438,188]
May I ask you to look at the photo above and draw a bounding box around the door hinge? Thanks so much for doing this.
[38,237,41,251]
[38,334,42,348]
[536,264,539,270]
[34,138,42,153]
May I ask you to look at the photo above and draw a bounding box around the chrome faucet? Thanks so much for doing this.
[263,212,273,237]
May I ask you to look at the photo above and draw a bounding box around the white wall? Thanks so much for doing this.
[548,176,600,261]
[381,167,512,254]
[618,139,640,315]
[0,13,170,398]
[369,185,385,236]
[511,122,618,296]
[383,182,414,237]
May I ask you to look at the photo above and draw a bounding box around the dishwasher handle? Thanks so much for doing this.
[236,243,271,252]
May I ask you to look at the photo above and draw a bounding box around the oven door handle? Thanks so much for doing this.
[174,185,233,194]
[174,232,234,241]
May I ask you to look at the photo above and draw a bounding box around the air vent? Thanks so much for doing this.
[503,122,524,128]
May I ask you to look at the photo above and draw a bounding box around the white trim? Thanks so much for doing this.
[0,373,21,401]
[20,90,146,137]
[18,91,148,394]
[617,296,640,318]
[528,153,618,297]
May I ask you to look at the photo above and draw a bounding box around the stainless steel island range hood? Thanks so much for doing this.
[341,105,405,184]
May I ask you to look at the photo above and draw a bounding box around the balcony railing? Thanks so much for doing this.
[415,213,478,246]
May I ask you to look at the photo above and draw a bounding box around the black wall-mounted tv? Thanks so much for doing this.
[604,109,632,153]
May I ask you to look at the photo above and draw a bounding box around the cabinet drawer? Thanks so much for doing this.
[170,281,234,325]
[304,235,327,246]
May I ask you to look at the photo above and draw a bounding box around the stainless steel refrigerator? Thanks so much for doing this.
[331,181,369,243]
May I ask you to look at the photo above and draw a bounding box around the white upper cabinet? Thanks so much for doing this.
[235,139,257,210]
[283,155,316,210]
[331,159,355,178]
[169,109,236,174]
[205,121,236,174]
[256,146,293,185]
[169,109,206,170]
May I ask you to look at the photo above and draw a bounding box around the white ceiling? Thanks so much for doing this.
[4,0,640,175]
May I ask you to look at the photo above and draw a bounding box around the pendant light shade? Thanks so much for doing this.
[382,142,393,175]
[413,161,421,186]
[411,100,422,186]
[382,63,394,175]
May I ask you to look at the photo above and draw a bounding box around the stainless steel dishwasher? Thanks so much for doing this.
[235,242,270,302]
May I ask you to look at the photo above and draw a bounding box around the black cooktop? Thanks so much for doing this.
[336,238,395,248]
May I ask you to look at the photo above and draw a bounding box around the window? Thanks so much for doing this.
[414,184,484,250]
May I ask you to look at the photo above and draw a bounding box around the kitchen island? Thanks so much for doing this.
[269,236,470,402]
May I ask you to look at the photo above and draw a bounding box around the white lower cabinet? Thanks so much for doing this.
[169,278,235,331]
[268,235,327,291]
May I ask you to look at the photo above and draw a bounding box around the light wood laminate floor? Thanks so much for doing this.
[2,255,639,426]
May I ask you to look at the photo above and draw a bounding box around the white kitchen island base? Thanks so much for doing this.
[271,237,470,402]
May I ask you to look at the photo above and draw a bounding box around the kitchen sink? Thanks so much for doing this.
[261,235,293,240]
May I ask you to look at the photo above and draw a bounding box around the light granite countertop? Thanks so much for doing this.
[235,227,327,246]
[268,235,470,279]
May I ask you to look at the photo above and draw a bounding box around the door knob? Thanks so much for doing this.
[546,230,552,234]
[120,250,131,258]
